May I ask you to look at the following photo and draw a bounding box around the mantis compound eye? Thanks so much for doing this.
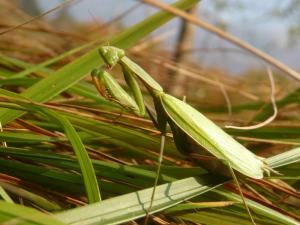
[99,46,125,68]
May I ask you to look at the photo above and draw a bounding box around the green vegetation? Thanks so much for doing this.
[0,0,299,225]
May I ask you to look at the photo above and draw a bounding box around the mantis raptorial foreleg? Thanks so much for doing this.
[122,65,146,117]
[96,47,167,223]
[91,68,143,117]
[93,46,270,225]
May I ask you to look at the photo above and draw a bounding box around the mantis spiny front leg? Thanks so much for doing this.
[97,47,167,223]
[91,68,144,117]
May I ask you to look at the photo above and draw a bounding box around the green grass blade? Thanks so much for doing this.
[0,186,13,203]
[0,158,86,194]
[164,201,235,213]
[66,114,176,153]
[0,0,199,125]
[213,190,299,225]
[42,109,101,203]
[55,175,227,225]
[0,146,203,189]
[0,54,31,71]
[178,210,273,225]
[0,87,177,159]
[0,201,66,225]
[11,41,97,79]
[266,147,300,169]
[0,132,65,143]
[0,181,61,211]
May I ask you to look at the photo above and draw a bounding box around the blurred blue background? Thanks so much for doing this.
[28,0,300,74]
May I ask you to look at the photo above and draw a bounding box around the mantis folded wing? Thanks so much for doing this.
[160,93,266,179]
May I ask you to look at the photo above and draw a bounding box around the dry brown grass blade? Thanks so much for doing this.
[142,0,300,81]
[214,75,232,116]
[236,137,300,146]
[0,96,158,134]
[0,22,87,41]
[225,183,300,222]
[134,50,259,100]
[15,116,128,165]
[16,118,59,137]
[248,179,300,200]
[225,67,277,129]
[47,103,153,125]
[0,0,77,36]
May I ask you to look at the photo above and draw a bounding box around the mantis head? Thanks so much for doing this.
[99,46,125,68]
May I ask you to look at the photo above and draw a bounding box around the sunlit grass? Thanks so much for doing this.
[0,0,299,225]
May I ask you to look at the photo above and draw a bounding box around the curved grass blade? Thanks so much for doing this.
[0,90,102,200]
[255,87,300,121]
[55,175,227,225]
[0,88,102,201]
[41,109,101,203]
[160,93,265,179]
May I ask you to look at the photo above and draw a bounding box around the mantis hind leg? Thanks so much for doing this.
[228,163,256,225]
[144,134,166,225]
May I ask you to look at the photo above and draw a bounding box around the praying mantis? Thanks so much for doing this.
[91,46,271,224]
